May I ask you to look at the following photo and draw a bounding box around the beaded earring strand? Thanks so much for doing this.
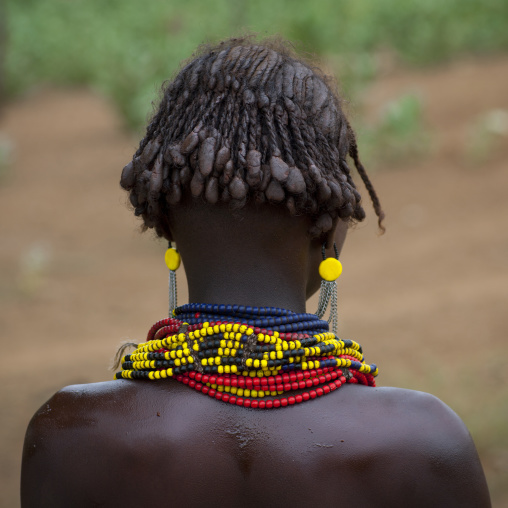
[165,242,181,317]
[315,243,342,335]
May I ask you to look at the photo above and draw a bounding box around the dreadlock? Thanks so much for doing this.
[120,36,384,238]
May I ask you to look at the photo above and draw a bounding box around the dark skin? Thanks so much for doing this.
[21,200,491,507]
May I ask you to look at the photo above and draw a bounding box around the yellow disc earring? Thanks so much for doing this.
[315,242,342,335]
[165,241,181,317]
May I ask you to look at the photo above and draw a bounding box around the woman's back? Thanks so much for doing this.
[22,380,489,507]
[21,37,491,507]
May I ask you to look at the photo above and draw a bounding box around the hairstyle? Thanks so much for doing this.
[120,36,384,238]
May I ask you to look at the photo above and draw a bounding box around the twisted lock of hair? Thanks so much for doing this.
[120,37,385,239]
[346,122,385,232]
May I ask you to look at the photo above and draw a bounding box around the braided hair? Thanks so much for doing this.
[120,37,385,238]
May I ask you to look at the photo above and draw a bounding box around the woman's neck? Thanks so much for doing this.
[169,200,322,314]
[184,254,308,313]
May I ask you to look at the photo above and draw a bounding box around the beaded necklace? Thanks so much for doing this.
[115,304,378,408]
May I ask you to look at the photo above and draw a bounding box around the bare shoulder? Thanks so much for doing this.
[21,380,145,508]
[22,379,161,450]
[24,380,136,426]
[328,385,491,507]
[348,386,485,467]
[21,382,491,508]
[351,385,475,439]
[22,381,135,449]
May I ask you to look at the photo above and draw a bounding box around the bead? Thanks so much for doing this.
[165,248,181,271]
[319,258,342,282]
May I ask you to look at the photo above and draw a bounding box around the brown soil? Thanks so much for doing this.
[1,55,508,507]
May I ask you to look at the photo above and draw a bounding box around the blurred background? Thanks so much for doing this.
[1,0,507,506]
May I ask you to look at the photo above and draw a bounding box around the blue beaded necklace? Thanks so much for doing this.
[174,303,330,334]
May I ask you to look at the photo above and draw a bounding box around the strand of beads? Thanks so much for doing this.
[115,316,377,408]
[118,320,374,377]
[174,303,329,334]
[176,368,348,409]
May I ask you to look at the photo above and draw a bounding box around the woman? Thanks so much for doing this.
[21,38,491,507]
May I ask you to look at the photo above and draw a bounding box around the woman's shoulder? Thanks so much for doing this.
[24,382,485,451]
[21,380,175,507]
[291,384,478,453]
[341,384,468,429]
[360,386,476,448]
[25,381,467,435]
[23,381,133,433]
[21,383,491,508]
[24,382,482,460]
[308,385,491,506]
[23,379,181,438]
[327,385,484,471]
[22,381,140,468]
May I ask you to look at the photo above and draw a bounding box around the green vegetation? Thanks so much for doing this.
[17,243,51,297]
[465,109,508,165]
[0,134,12,182]
[359,93,431,166]
[5,0,508,130]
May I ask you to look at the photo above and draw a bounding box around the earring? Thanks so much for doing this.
[315,242,342,335]
[165,241,181,317]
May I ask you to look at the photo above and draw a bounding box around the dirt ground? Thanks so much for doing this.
[1,55,507,507]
